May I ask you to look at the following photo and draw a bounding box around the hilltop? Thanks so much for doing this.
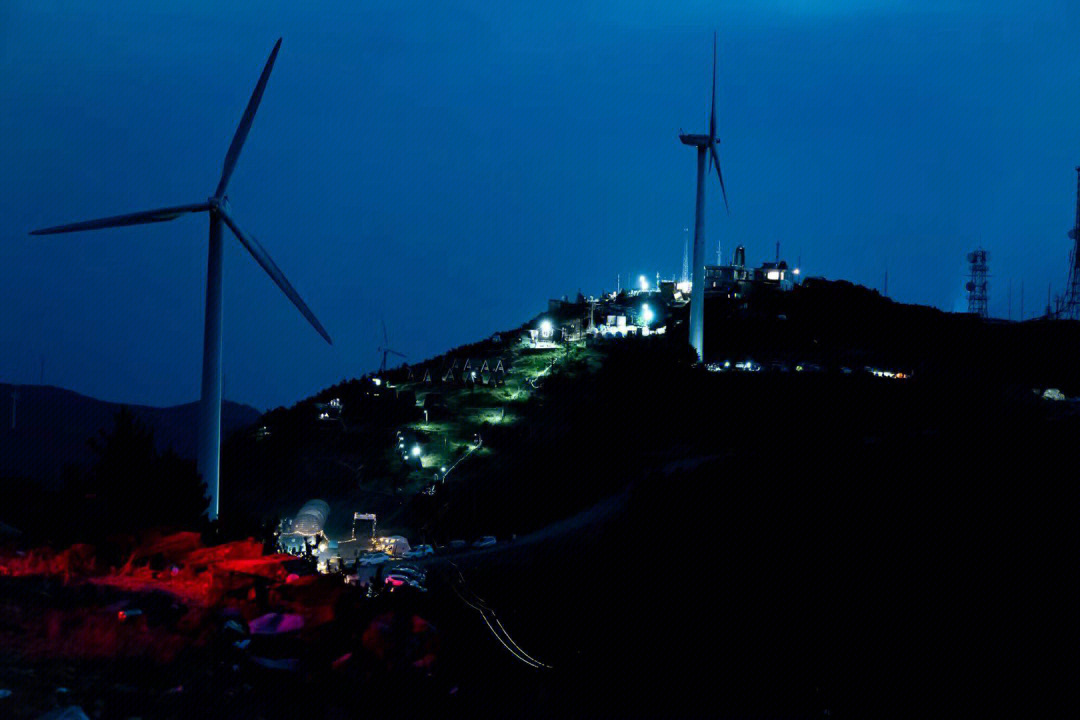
[220,277,1080,540]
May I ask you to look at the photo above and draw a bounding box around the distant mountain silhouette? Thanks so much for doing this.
[0,384,261,487]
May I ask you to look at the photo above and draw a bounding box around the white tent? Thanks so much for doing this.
[376,535,412,557]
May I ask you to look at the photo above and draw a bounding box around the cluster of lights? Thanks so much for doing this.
[868,368,908,379]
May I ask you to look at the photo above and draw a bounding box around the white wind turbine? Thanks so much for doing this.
[679,32,729,361]
[30,38,332,519]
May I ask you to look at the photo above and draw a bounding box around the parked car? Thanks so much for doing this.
[403,544,434,559]
[384,573,426,591]
[393,565,427,582]
[357,552,390,567]
[448,540,467,550]
[473,536,497,548]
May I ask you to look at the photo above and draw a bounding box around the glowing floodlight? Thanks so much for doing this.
[641,304,655,324]
[411,445,422,457]
[639,275,648,291]
[540,320,553,339]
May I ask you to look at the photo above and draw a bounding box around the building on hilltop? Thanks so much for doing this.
[703,244,797,297]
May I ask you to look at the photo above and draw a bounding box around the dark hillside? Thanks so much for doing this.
[219,280,1080,542]
[442,362,1078,717]
[701,279,1080,392]
[0,384,260,487]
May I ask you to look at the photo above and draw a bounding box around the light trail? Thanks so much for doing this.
[450,581,542,668]
[449,564,552,670]
[440,434,482,483]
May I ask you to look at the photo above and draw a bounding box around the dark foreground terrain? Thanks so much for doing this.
[2,282,1078,718]
[3,369,1075,718]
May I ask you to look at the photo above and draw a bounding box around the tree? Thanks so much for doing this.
[80,408,208,538]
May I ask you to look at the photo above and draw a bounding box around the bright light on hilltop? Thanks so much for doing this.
[411,445,422,457]
[641,304,654,324]
[540,319,553,338]
[639,275,648,292]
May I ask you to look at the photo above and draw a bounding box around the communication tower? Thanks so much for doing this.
[966,248,989,318]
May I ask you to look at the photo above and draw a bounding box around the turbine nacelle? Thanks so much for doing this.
[678,133,713,147]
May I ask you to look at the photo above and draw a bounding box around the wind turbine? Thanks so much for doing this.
[679,31,729,361]
[377,320,405,374]
[29,38,332,520]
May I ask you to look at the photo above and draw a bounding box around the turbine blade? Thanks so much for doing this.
[215,38,282,198]
[216,205,333,345]
[388,350,406,358]
[709,31,717,141]
[30,202,210,235]
[710,142,729,213]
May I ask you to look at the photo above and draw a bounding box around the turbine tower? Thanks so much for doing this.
[29,39,332,520]
[377,320,405,374]
[679,32,729,361]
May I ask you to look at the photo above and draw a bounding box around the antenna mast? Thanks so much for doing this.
[966,248,989,318]
[1061,167,1080,319]
[682,229,690,283]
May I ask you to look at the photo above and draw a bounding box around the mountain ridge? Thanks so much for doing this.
[0,383,261,487]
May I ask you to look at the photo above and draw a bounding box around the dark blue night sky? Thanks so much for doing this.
[3,1,1079,410]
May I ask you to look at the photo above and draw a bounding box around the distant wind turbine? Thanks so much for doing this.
[682,228,690,284]
[29,38,332,520]
[679,31,729,361]
[377,320,405,374]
